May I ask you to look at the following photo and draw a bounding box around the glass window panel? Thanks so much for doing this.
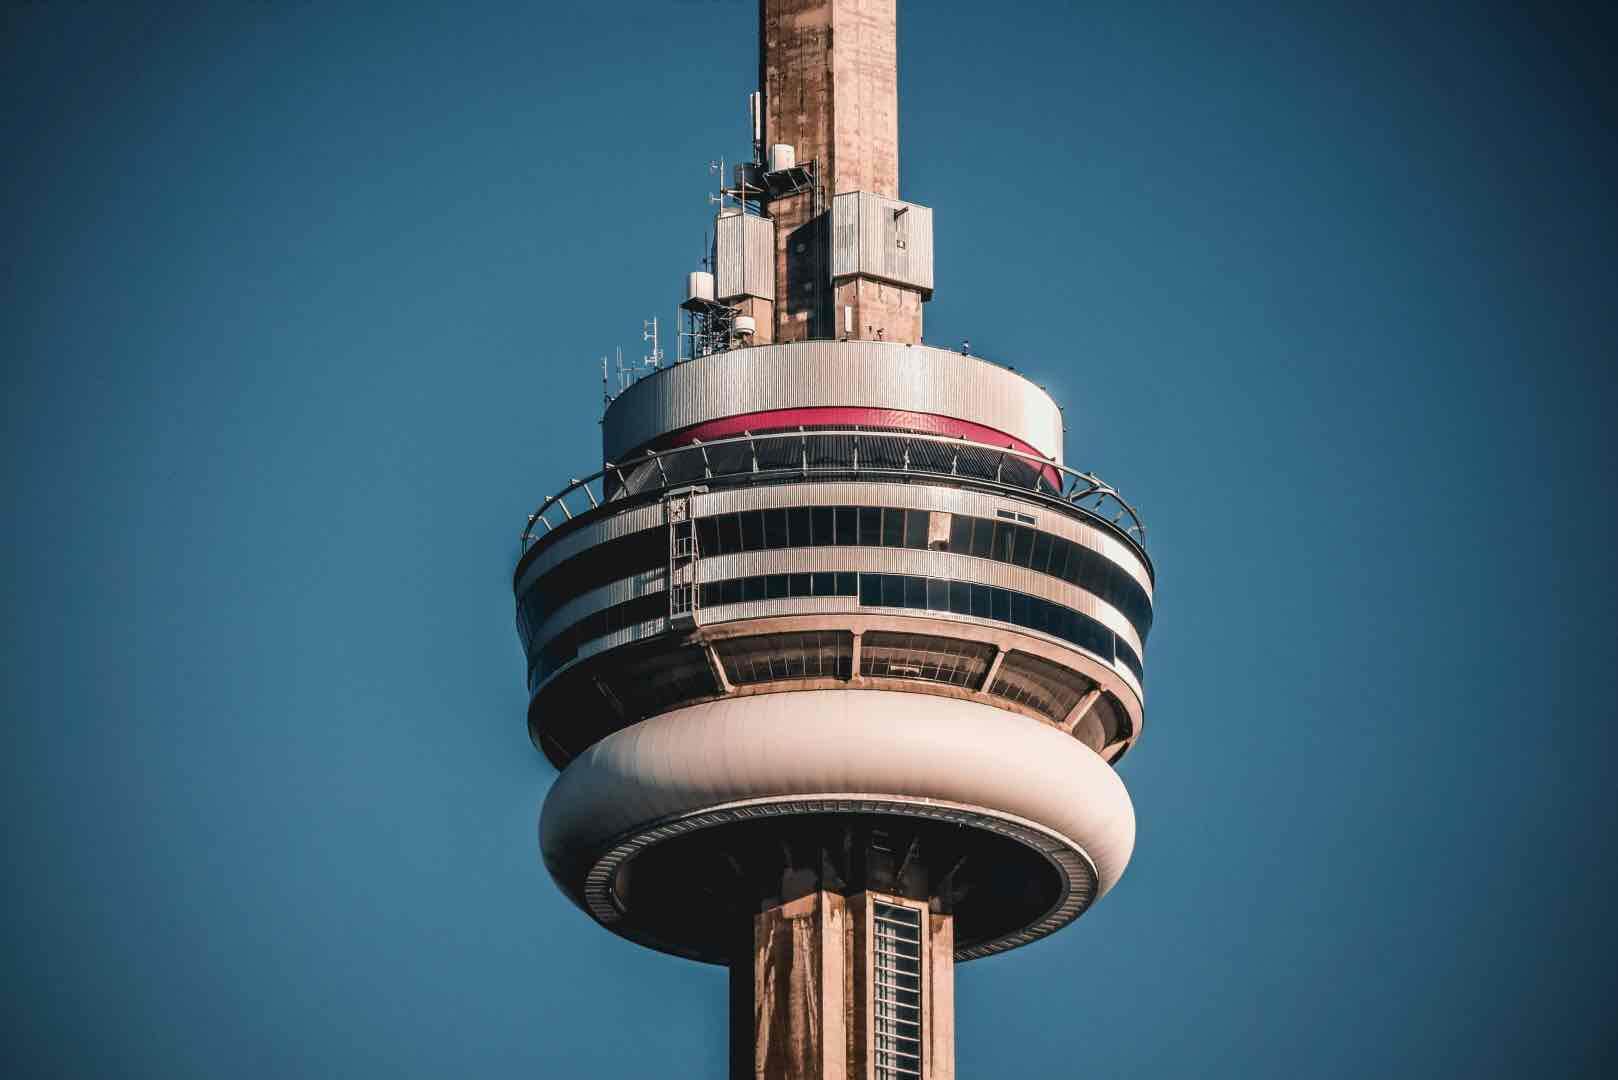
[764,508,789,549]
[811,507,835,546]
[740,511,765,552]
[882,507,905,547]
[1012,526,1034,566]
[697,518,720,558]
[787,507,812,548]
[926,578,948,611]
[717,513,741,555]
[721,578,743,605]
[835,506,858,545]
[970,517,995,558]
[949,513,973,553]
[860,573,883,606]
[813,571,836,596]
[1075,547,1101,592]
[1023,596,1043,632]
[949,581,971,614]
[836,572,858,596]
[1059,542,1080,584]
[1030,530,1052,573]
[766,574,788,599]
[859,507,883,546]
[743,576,766,602]
[1047,537,1069,581]
[1116,638,1144,683]
[971,583,992,618]
[789,573,812,597]
[1009,591,1029,626]
[991,587,1011,623]
[882,574,904,607]
[1041,597,1060,633]
[903,576,927,610]
[1104,567,1126,609]
[993,521,1015,563]
[904,509,930,550]
[1054,612,1074,645]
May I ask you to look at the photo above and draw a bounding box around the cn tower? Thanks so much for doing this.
[515,4,1155,1076]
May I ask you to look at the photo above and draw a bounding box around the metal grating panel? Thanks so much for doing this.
[860,631,995,688]
[873,901,924,1079]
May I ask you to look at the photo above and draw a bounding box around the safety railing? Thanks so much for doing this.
[520,428,1148,563]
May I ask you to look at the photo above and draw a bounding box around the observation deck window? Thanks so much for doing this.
[519,506,1152,678]
[764,508,790,549]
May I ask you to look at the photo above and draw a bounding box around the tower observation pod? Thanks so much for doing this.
[514,3,1155,1077]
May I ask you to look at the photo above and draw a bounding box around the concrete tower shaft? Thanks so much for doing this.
[759,0,926,346]
[761,0,900,198]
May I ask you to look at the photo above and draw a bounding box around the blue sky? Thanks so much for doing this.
[5,1,1615,1076]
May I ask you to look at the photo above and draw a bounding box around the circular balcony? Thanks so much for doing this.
[513,430,1152,771]
[519,428,1147,565]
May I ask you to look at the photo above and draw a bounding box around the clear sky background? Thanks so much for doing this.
[5,1,1616,1076]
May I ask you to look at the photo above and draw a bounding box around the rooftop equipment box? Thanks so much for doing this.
[831,191,934,294]
[714,211,776,302]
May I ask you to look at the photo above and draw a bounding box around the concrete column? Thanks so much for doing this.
[925,913,955,1080]
[752,891,850,1080]
[760,0,898,200]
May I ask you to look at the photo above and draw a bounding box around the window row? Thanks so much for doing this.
[518,504,1154,652]
[696,571,859,608]
[690,505,1151,639]
[692,571,1144,685]
[714,631,854,685]
[694,505,933,556]
[517,527,666,637]
[527,591,666,687]
[526,568,1146,691]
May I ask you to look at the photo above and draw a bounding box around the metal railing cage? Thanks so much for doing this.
[520,428,1149,570]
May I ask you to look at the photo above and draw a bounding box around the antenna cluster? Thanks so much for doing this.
[597,317,666,412]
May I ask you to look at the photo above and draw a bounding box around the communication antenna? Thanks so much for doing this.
[642,317,663,369]
[708,157,727,214]
[749,91,762,163]
[611,346,622,395]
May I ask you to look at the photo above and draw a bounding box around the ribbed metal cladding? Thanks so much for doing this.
[831,191,934,292]
[714,211,775,301]
[601,342,1065,463]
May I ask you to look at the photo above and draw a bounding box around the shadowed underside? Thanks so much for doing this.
[539,691,1134,964]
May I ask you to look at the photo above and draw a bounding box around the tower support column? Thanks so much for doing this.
[737,891,954,1080]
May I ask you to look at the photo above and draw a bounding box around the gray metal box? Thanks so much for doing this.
[830,191,934,293]
[714,211,775,302]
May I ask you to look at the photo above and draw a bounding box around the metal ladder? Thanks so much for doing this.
[666,489,700,626]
